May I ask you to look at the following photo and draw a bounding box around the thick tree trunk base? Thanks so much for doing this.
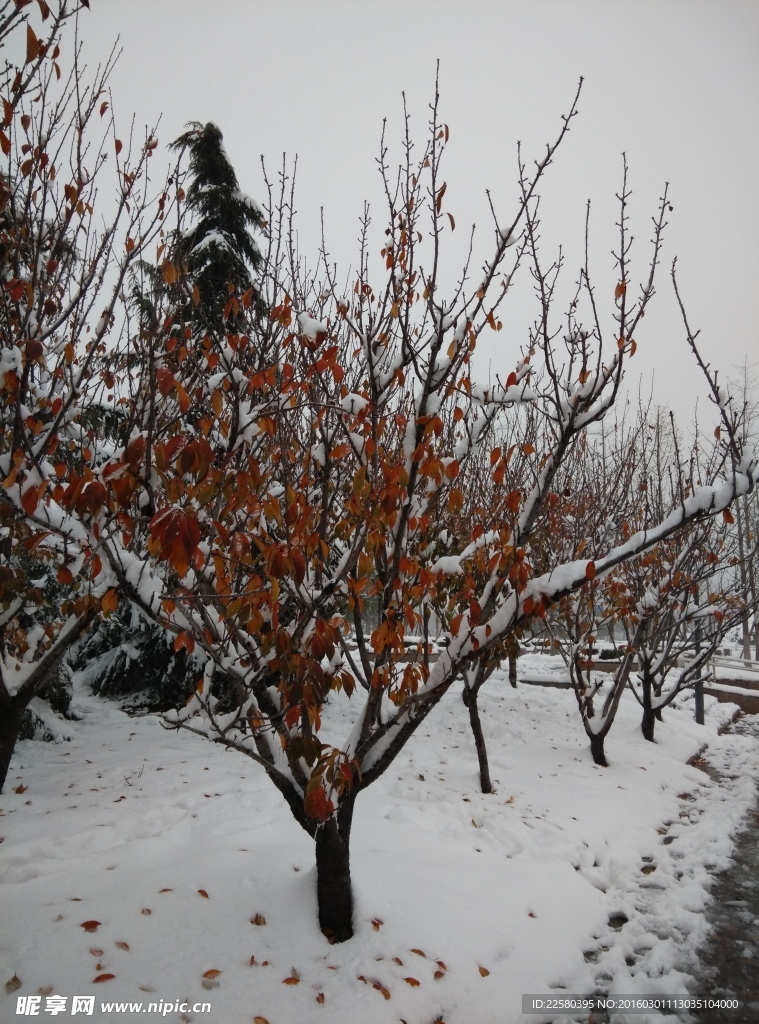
[467,691,492,794]
[589,732,608,767]
[0,702,22,794]
[315,808,354,943]
[642,708,656,742]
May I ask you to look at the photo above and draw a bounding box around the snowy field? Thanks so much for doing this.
[2,667,758,1024]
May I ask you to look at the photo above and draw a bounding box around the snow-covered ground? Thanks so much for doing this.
[2,666,758,1024]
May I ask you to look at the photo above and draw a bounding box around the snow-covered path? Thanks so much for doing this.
[1,673,757,1023]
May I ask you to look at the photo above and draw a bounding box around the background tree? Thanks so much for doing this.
[0,0,173,790]
[169,120,265,329]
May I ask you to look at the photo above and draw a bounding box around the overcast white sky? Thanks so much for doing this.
[76,1,759,428]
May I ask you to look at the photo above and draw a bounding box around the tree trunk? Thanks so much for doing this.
[641,706,656,742]
[508,651,518,688]
[314,797,355,943]
[467,688,492,793]
[0,697,23,794]
[589,731,608,767]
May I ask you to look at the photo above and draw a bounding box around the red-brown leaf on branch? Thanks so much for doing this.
[125,434,146,470]
[304,785,334,821]
[149,508,201,577]
[26,24,40,63]
[156,367,174,396]
[585,560,596,581]
[722,507,735,525]
[174,631,195,655]
[21,486,39,516]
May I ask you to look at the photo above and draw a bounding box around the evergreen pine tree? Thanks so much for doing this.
[170,121,265,328]
[83,123,266,711]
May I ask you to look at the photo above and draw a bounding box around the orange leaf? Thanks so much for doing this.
[722,507,735,524]
[174,381,191,414]
[254,1018,271,1024]
[101,589,118,615]
[156,367,174,395]
[434,970,445,980]
[93,974,115,983]
[282,970,300,985]
[372,981,391,999]
[21,485,39,516]
[585,561,596,581]
[202,969,221,979]
[316,992,325,1004]
[197,889,209,899]
[161,261,178,285]
[410,948,427,957]
[404,977,420,987]
[521,443,535,456]
[371,918,383,931]
[478,965,490,977]
[91,554,102,579]
[250,914,266,926]
[57,566,73,584]
[614,280,626,300]
[81,921,101,932]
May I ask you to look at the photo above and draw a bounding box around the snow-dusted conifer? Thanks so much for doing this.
[169,121,265,326]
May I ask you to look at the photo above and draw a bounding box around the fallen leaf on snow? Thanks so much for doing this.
[316,993,325,1004]
[403,977,420,987]
[89,948,104,957]
[93,974,115,983]
[197,889,209,898]
[478,966,490,977]
[202,969,221,979]
[115,942,129,951]
[250,913,266,926]
[5,975,21,994]
[282,969,300,985]
[141,908,151,915]
[80,921,101,932]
